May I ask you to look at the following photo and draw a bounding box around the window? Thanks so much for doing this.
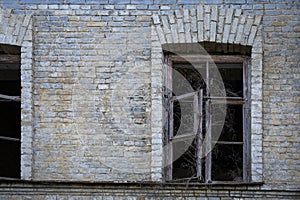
[164,54,250,183]
[0,44,21,179]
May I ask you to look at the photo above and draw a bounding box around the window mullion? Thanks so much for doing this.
[243,103,247,182]
[164,55,173,181]
[206,61,210,96]
[205,61,212,183]
[205,99,212,183]
[196,89,203,180]
[167,100,174,181]
[243,59,251,182]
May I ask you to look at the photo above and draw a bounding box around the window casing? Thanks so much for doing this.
[164,55,251,183]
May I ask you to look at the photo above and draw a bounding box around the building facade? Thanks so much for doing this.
[0,0,299,199]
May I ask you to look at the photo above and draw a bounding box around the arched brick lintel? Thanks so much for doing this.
[150,6,263,183]
[0,8,34,180]
[152,6,262,46]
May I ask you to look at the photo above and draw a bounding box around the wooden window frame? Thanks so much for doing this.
[164,54,251,183]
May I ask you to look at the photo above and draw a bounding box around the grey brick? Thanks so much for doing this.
[137,5,149,9]
[178,0,199,4]
[203,0,222,4]
[131,0,153,4]
[148,5,159,10]
[66,0,85,4]
[86,0,108,4]
[160,5,170,10]
[253,4,263,10]
[225,0,246,3]
[42,0,64,4]
[154,0,176,4]
[108,0,130,4]
[20,0,45,4]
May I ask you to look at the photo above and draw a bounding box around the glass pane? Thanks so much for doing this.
[172,139,197,180]
[211,144,243,181]
[218,104,243,142]
[0,140,20,178]
[0,102,21,139]
[173,63,206,95]
[173,99,181,137]
[173,96,195,137]
[217,63,243,97]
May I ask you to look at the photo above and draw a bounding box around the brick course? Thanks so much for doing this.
[0,181,299,199]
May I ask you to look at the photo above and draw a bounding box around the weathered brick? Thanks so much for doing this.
[225,0,245,3]
[131,0,153,4]
[178,0,199,4]
[85,0,108,4]
[154,0,176,4]
[204,0,222,4]
[109,0,130,4]
[0,2,298,198]
[66,0,85,4]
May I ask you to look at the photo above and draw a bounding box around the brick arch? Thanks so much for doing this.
[0,9,33,180]
[150,6,263,182]
[152,6,261,46]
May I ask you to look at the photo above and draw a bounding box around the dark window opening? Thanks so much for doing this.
[211,144,243,181]
[217,63,243,97]
[164,54,250,183]
[0,44,21,179]
[172,139,197,180]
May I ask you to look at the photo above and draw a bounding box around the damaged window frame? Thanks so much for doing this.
[163,54,251,184]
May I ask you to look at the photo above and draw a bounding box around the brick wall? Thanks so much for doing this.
[31,8,152,181]
[0,0,299,198]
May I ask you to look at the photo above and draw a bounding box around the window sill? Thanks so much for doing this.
[0,179,264,188]
[164,181,264,187]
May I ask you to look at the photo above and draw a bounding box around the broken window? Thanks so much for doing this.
[0,44,21,179]
[164,54,250,183]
